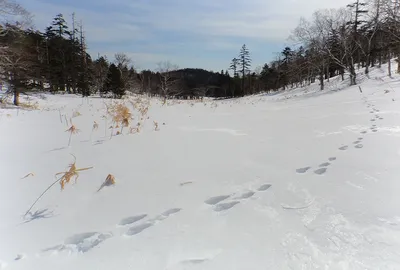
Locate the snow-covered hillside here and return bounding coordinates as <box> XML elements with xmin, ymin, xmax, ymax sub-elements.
<box><xmin>1</xmin><ymin>64</ymin><xmax>400</xmax><ymax>270</ymax></box>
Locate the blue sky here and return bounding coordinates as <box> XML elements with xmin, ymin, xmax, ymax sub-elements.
<box><xmin>19</xmin><ymin>0</ymin><xmax>351</xmax><ymax>72</ymax></box>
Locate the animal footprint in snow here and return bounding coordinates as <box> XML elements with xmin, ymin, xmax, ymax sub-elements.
<box><xmin>353</xmin><ymin>140</ymin><xmax>361</xmax><ymax>144</ymax></box>
<box><xmin>328</xmin><ymin>157</ymin><xmax>337</xmax><ymax>161</ymax></box>
<box><xmin>159</xmin><ymin>208</ymin><xmax>182</xmax><ymax>218</ymax></box>
<box><xmin>204</xmin><ymin>195</ymin><xmax>230</xmax><ymax>205</ymax></box>
<box><xmin>319</xmin><ymin>162</ymin><xmax>330</xmax><ymax>167</ymax></box>
<box><xmin>360</xmin><ymin>131</ymin><xmax>367</xmax><ymax>134</ymax></box>
<box><xmin>338</xmin><ymin>145</ymin><xmax>348</xmax><ymax>150</ymax></box>
<box><xmin>118</xmin><ymin>214</ymin><xmax>147</xmax><ymax>226</ymax></box>
<box><xmin>296</xmin><ymin>167</ymin><xmax>311</xmax><ymax>173</ymax></box>
<box><xmin>149</xmin><ymin>208</ymin><xmax>182</xmax><ymax>223</ymax></box>
<box><xmin>314</xmin><ymin>168</ymin><xmax>327</xmax><ymax>175</ymax></box>
<box><xmin>178</xmin><ymin>258</ymin><xmax>209</xmax><ymax>265</ymax></box>
<box><xmin>358</xmin><ymin>137</ymin><xmax>363</xmax><ymax>140</ymax></box>
<box><xmin>14</xmin><ymin>254</ymin><xmax>25</xmax><ymax>261</ymax></box>
<box><xmin>214</xmin><ymin>201</ymin><xmax>240</xmax><ymax>212</ymax></box>
<box><xmin>125</xmin><ymin>208</ymin><xmax>181</xmax><ymax>236</ymax></box>
<box><xmin>355</xmin><ymin>144</ymin><xmax>363</xmax><ymax>149</ymax></box>
<box><xmin>43</xmin><ymin>232</ymin><xmax>112</xmax><ymax>253</ymax></box>
<box><xmin>236</xmin><ymin>191</ymin><xmax>255</xmax><ymax>199</ymax></box>
<box><xmin>379</xmin><ymin>117</ymin><xmax>384</xmax><ymax>120</ymax></box>
<box><xmin>125</xmin><ymin>223</ymin><xmax>153</xmax><ymax>236</ymax></box>
<box><xmin>371</xmin><ymin>119</ymin><xmax>376</xmax><ymax>122</ymax></box>
<box><xmin>258</xmin><ymin>184</ymin><xmax>272</xmax><ymax>191</ymax></box>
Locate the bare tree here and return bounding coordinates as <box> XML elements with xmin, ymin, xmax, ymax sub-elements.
<box><xmin>114</xmin><ymin>52</ymin><xmax>131</xmax><ymax>68</ymax></box>
<box><xmin>382</xmin><ymin>0</ymin><xmax>400</xmax><ymax>73</ymax></box>
<box><xmin>315</xmin><ymin>8</ymin><xmax>359</xmax><ymax>85</ymax></box>
<box><xmin>114</xmin><ymin>52</ymin><xmax>135</xmax><ymax>91</ymax></box>
<box><xmin>156</xmin><ymin>61</ymin><xmax>180</xmax><ymax>98</ymax></box>
<box><xmin>294</xmin><ymin>8</ymin><xmax>360</xmax><ymax>86</ymax></box>
<box><xmin>0</xmin><ymin>0</ymin><xmax>32</xmax><ymax>36</ymax></box>
<box><xmin>357</xmin><ymin>0</ymin><xmax>382</xmax><ymax>75</ymax></box>
<box><xmin>292</xmin><ymin>16</ymin><xmax>330</xmax><ymax>90</ymax></box>
<box><xmin>0</xmin><ymin>26</ymin><xmax>39</xmax><ymax>105</ymax></box>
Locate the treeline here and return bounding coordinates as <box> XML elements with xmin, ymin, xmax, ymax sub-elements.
<box><xmin>262</xmin><ymin>0</ymin><xmax>400</xmax><ymax>91</ymax></box>
<box><xmin>1</xmin><ymin>0</ymin><xmax>400</xmax><ymax>105</ymax></box>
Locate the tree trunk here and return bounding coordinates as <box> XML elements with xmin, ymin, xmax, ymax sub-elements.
<box><xmin>326</xmin><ymin>64</ymin><xmax>330</xmax><ymax>82</ymax></box>
<box><xmin>350</xmin><ymin>64</ymin><xmax>357</xmax><ymax>86</ymax></box>
<box><xmin>378</xmin><ymin>50</ymin><xmax>382</xmax><ymax>67</ymax></box>
<box><xmin>341</xmin><ymin>68</ymin><xmax>344</xmax><ymax>81</ymax></box>
<box><xmin>319</xmin><ymin>69</ymin><xmax>324</xmax><ymax>91</ymax></box>
<box><xmin>388</xmin><ymin>52</ymin><xmax>392</xmax><ymax>77</ymax></box>
<box><xmin>13</xmin><ymin>89</ymin><xmax>20</xmax><ymax>106</ymax></box>
<box><xmin>365</xmin><ymin>53</ymin><xmax>370</xmax><ymax>75</ymax></box>
<box><xmin>397</xmin><ymin>57</ymin><xmax>400</xmax><ymax>74</ymax></box>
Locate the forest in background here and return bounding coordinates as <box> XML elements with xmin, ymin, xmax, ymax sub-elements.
<box><xmin>1</xmin><ymin>0</ymin><xmax>400</xmax><ymax>105</ymax></box>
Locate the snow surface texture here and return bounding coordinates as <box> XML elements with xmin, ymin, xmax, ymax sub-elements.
<box><xmin>2</xmin><ymin>63</ymin><xmax>400</xmax><ymax>269</ymax></box>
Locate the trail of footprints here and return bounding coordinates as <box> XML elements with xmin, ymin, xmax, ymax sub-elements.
<box><xmin>336</xmin><ymin>99</ymin><xmax>383</xmax><ymax>151</ymax></box>
<box><xmin>296</xmin><ymin>97</ymin><xmax>383</xmax><ymax>176</ymax></box>
<box><xmin>41</xmin><ymin>183</ymin><xmax>272</xmax><ymax>254</ymax></box>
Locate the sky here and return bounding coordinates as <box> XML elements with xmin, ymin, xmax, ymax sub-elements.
<box><xmin>18</xmin><ymin>0</ymin><xmax>352</xmax><ymax>72</ymax></box>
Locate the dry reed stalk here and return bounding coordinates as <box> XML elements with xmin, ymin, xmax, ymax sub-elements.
<box><xmin>66</xmin><ymin>123</ymin><xmax>80</xmax><ymax>146</ymax></box>
<box><xmin>21</xmin><ymin>172</ymin><xmax>34</xmax><ymax>179</ymax></box>
<box><xmin>24</xmin><ymin>155</ymin><xmax>93</xmax><ymax>217</ymax></box>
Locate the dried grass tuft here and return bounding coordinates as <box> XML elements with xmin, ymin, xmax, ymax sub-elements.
<box><xmin>56</xmin><ymin>154</ymin><xmax>93</xmax><ymax>190</ymax></box>
<box><xmin>66</xmin><ymin>123</ymin><xmax>80</xmax><ymax>146</ymax></box>
<box><xmin>106</xmin><ymin>102</ymin><xmax>132</xmax><ymax>135</ymax></box>
<box><xmin>154</xmin><ymin>121</ymin><xmax>159</xmax><ymax>131</ymax></box>
<box><xmin>24</xmin><ymin>154</ymin><xmax>93</xmax><ymax>217</ymax></box>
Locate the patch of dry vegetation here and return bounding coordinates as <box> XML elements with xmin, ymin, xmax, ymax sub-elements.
<box><xmin>24</xmin><ymin>155</ymin><xmax>93</xmax><ymax>217</ymax></box>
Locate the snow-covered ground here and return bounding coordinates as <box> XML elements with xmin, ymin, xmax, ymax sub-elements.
<box><xmin>1</xmin><ymin>64</ymin><xmax>400</xmax><ymax>270</ymax></box>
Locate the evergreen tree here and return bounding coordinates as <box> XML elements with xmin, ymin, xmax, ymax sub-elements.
<box><xmin>229</xmin><ymin>58</ymin><xmax>239</xmax><ymax>76</ymax></box>
<box><xmin>93</xmin><ymin>56</ymin><xmax>109</xmax><ymax>94</ymax></box>
<box><xmin>48</xmin><ymin>14</ymin><xmax>70</xmax><ymax>38</ymax></box>
<box><xmin>238</xmin><ymin>44</ymin><xmax>251</xmax><ymax>94</ymax></box>
<box><xmin>281</xmin><ymin>47</ymin><xmax>293</xmax><ymax>89</ymax></box>
<box><xmin>103</xmin><ymin>64</ymin><xmax>124</xmax><ymax>98</ymax></box>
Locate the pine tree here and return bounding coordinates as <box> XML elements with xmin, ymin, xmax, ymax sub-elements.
<box><xmin>229</xmin><ymin>58</ymin><xmax>239</xmax><ymax>96</ymax></box>
<box><xmin>104</xmin><ymin>64</ymin><xmax>124</xmax><ymax>98</ymax></box>
<box><xmin>49</xmin><ymin>14</ymin><xmax>70</xmax><ymax>38</ymax></box>
<box><xmin>93</xmin><ymin>56</ymin><xmax>109</xmax><ymax>94</ymax></box>
<box><xmin>238</xmin><ymin>44</ymin><xmax>251</xmax><ymax>94</ymax></box>
<box><xmin>229</xmin><ymin>58</ymin><xmax>239</xmax><ymax>76</ymax></box>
